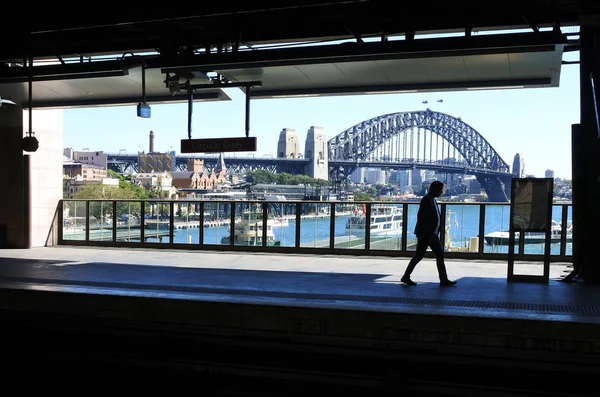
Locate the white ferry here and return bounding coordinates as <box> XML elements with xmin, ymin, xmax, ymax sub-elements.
<box><xmin>483</xmin><ymin>220</ymin><xmax>572</xmax><ymax>245</ymax></box>
<box><xmin>345</xmin><ymin>205</ymin><xmax>403</xmax><ymax>237</ymax></box>
<box><xmin>221</xmin><ymin>209</ymin><xmax>281</xmax><ymax>246</ymax></box>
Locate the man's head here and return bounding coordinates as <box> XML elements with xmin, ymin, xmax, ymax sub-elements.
<box><xmin>428</xmin><ymin>180</ymin><xmax>444</xmax><ymax>197</ymax></box>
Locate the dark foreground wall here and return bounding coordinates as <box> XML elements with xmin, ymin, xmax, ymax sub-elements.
<box><xmin>1</xmin><ymin>288</ymin><xmax>599</xmax><ymax>395</ymax></box>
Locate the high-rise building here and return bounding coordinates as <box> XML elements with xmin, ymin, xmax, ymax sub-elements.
<box><xmin>545</xmin><ymin>169</ymin><xmax>555</xmax><ymax>179</ymax></box>
<box><xmin>512</xmin><ymin>153</ymin><xmax>525</xmax><ymax>178</ymax></box>
<box><xmin>350</xmin><ymin>167</ymin><xmax>366</xmax><ymax>184</ymax></box>
<box><xmin>395</xmin><ymin>170</ymin><xmax>410</xmax><ymax>189</ymax></box>
<box><xmin>365</xmin><ymin>168</ymin><xmax>387</xmax><ymax>185</ymax></box>
<box><xmin>65</xmin><ymin>148</ymin><xmax>108</xmax><ymax>169</ymax></box>
<box><xmin>411</xmin><ymin>169</ymin><xmax>423</xmax><ymax>188</ymax></box>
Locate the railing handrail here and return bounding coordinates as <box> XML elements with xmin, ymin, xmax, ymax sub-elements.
<box><xmin>60</xmin><ymin>198</ymin><xmax>572</xmax><ymax>205</ymax></box>
<box><xmin>57</xmin><ymin>199</ymin><xmax>573</xmax><ymax>263</ymax></box>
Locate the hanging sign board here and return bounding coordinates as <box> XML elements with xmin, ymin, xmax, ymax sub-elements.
<box><xmin>180</xmin><ymin>137</ymin><xmax>257</xmax><ymax>153</ymax></box>
<box><xmin>507</xmin><ymin>177</ymin><xmax>554</xmax><ymax>284</ymax></box>
<box><xmin>511</xmin><ymin>178</ymin><xmax>553</xmax><ymax>231</ymax></box>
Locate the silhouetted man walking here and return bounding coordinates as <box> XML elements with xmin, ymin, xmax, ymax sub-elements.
<box><xmin>401</xmin><ymin>180</ymin><xmax>456</xmax><ymax>286</ymax></box>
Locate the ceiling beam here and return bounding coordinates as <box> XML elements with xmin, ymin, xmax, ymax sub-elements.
<box><xmin>0</xmin><ymin>58</ymin><xmax>142</xmax><ymax>83</ymax></box>
<box><xmin>249</xmin><ymin>78</ymin><xmax>552</xmax><ymax>99</ymax></box>
<box><xmin>0</xmin><ymin>31</ymin><xmax>569</xmax><ymax>84</ymax></box>
<box><xmin>17</xmin><ymin>91</ymin><xmax>227</xmax><ymax>109</ymax></box>
<box><xmin>159</xmin><ymin>31</ymin><xmax>569</xmax><ymax>72</ymax></box>
<box><xmin>0</xmin><ymin>2</ymin><xmax>593</xmax><ymax>61</ymax></box>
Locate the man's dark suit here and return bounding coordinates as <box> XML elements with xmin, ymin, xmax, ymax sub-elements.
<box><xmin>413</xmin><ymin>193</ymin><xmax>441</xmax><ymax>239</ymax></box>
<box><xmin>403</xmin><ymin>193</ymin><xmax>449</xmax><ymax>281</ymax></box>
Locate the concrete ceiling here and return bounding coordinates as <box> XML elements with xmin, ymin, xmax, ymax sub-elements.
<box><xmin>0</xmin><ymin>64</ymin><xmax>229</xmax><ymax>108</ymax></box>
<box><xmin>219</xmin><ymin>46</ymin><xmax>564</xmax><ymax>98</ymax></box>
<box><xmin>0</xmin><ymin>30</ymin><xmax>571</xmax><ymax>108</ymax></box>
<box><xmin>0</xmin><ymin>1</ymin><xmax>593</xmax><ymax>108</ymax></box>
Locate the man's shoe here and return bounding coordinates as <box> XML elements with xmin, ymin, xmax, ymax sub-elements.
<box><xmin>401</xmin><ymin>276</ymin><xmax>417</xmax><ymax>286</ymax></box>
<box><xmin>440</xmin><ymin>279</ymin><xmax>457</xmax><ymax>286</ymax></box>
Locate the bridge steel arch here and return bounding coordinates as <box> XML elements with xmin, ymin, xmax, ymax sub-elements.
<box><xmin>328</xmin><ymin>109</ymin><xmax>512</xmax><ymax>202</ymax></box>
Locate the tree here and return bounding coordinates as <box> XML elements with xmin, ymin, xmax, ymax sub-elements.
<box><xmin>107</xmin><ymin>169</ymin><xmax>148</xmax><ymax>199</ymax></box>
<box><xmin>73</xmin><ymin>184</ymin><xmax>142</xmax><ymax>218</ymax></box>
<box><xmin>147</xmin><ymin>186</ymin><xmax>163</xmax><ymax>199</ymax></box>
<box><xmin>74</xmin><ymin>184</ymin><xmax>138</xmax><ymax>200</ymax></box>
<box><xmin>245</xmin><ymin>170</ymin><xmax>331</xmax><ymax>186</ymax></box>
<box><xmin>245</xmin><ymin>170</ymin><xmax>276</xmax><ymax>184</ymax></box>
<box><xmin>353</xmin><ymin>193</ymin><xmax>373</xmax><ymax>201</ymax></box>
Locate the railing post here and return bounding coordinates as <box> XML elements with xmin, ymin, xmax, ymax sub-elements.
<box><xmin>295</xmin><ymin>202</ymin><xmax>301</xmax><ymax>248</ymax></box>
<box><xmin>199</xmin><ymin>201</ymin><xmax>204</xmax><ymax>246</ymax></box>
<box><xmin>85</xmin><ymin>201</ymin><xmax>90</xmax><ymax>242</ymax></box>
<box><xmin>560</xmin><ymin>204</ymin><xmax>569</xmax><ymax>257</ymax></box>
<box><xmin>364</xmin><ymin>203</ymin><xmax>371</xmax><ymax>251</ymax></box>
<box><xmin>478</xmin><ymin>204</ymin><xmax>486</xmax><ymax>255</ymax></box>
<box><xmin>112</xmin><ymin>200</ymin><xmax>117</xmax><ymax>243</ymax></box>
<box><xmin>329</xmin><ymin>202</ymin><xmax>335</xmax><ymax>249</ymax></box>
<box><xmin>262</xmin><ymin>202</ymin><xmax>268</xmax><ymax>247</ymax></box>
<box><xmin>169</xmin><ymin>200</ymin><xmax>175</xmax><ymax>245</ymax></box>
<box><xmin>229</xmin><ymin>202</ymin><xmax>236</xmax><ymax>247</ymax></box>
<box><xmin>140</xmin><ymin>200</ymin><xmax>145</xmax><ymax>244</ymax></box>
<box><xmin>58</xmin><ymin>200</ymin><xmax>64</xmax><ymax>244</ymax></box>
<box><xmin>401</xmin><ymin>203</ymin><xmax>408</xmax><ymax>251</ymax></box>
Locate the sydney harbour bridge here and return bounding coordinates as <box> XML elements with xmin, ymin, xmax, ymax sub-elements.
<box><xmin>107</xmin><ymin>110</ymin><xmax>513</xmax><ymax>202</ymax></box>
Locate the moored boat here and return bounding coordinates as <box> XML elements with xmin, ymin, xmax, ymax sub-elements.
<box><xmin>483</xmin><ymin>220</ymin><xmax>572</xmax><ymax>245</ymax></box>
<box><xmin>221</xmin><ymin>209</ymin><xmax>281</xmax><ymax>246</ymax></box>
<box><xmin>345</xmin><ymin>204</ymin><xmax>403</xmax><ymax>237</ymax></box>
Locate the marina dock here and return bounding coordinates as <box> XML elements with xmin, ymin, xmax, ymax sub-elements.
<box><xmin>62</xmin><ymin>229</ymin><xmax>171</xmax><ymax>242</ymax></box>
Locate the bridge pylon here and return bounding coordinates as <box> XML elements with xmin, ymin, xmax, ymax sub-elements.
<box><xmin>304</xmin><ymin>126</ymin><xmax>329</xmax><ymax>180</ymax></box>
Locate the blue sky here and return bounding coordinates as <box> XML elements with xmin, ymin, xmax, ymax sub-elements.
<box><xmin>63</xmin><ymin>58</ymin><xmax>580</xmax><ymax>180</ymax></box>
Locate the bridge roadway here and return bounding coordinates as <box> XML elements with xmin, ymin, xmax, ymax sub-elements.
<box><xmin>107</xmin><ymin>154</ymin><xmax>513</xmax><ymax>201</ymax></box>
<box><xmin>108</xmin><ymin>154</ymin><xmax>512</xmax><ymax>202</ymax></box>
<box><xmin>107</xmin><ymin>154</ymin><xmax>510</xmax><ymax>177</ymax></box>
<box><xmin>0</xmin><ymin>246</ymin><xmax>598</xmax><ymax>394</ymax></box>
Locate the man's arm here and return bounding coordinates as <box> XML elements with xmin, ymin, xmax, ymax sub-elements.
<box><xmin>417</xmin><ymin>195</ymin><xmax>436</xmax><ymax>238</ymax></box>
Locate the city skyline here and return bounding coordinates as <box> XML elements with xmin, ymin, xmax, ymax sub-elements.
<box><xmin>63</xmin><ymin>54</ymin><xmax>580</xmax><ymax>180</ymax></box>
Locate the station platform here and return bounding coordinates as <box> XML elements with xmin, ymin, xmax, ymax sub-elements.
<box><xmin>0</xmin><ymin>246</ymin><xmax>598</xmax><ymax>395</ymax></box>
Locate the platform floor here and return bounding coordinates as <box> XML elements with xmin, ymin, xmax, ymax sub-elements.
<box><xmin>0</xmin><ymin>246</ymin><xmax>597</xmax><ymax>324</ymax></box>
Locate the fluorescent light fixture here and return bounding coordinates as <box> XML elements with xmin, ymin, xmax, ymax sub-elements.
<box><xmin>0</xmin><ymin>97</ymin><xmax>17</xmax><ymax>106</ymax></box>
<box><xmin>269</xmin><ymin>94</ymin><xmax>321</xmax><ymax>98</ymax></box>
<box><xmin>467</xmin><ymin>85</ymin><xmax>525</xmax><ymax>90</ymax></box>
<box><xmin>364</xmin><ymin>90</ymin><xmax>418</xmax><ymax>94</ymax></box>
<box><xmin>0</xmin><ymin>70</ymin><xmax>127</xmax><ymax>84</ymax></box>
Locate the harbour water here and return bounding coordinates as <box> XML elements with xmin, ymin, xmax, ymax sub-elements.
<box><xmin>161</xmin><ymin>204</ymin><xmax>572</xmax><ymax>257</ymax></box>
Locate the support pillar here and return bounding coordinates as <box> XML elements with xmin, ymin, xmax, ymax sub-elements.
<box><xmin>0</xmin><ymin>105</ymin><xmax>28</xmax><ymax>248</ymax></box>
<box><xmin>575</xmin><ymin>25</ymin><xmax>600</xmax><ymax>284</ymax></box>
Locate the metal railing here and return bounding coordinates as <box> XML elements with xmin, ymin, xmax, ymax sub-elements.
<box><xmin>58</xmin><ymin>199</ymin><xmax>573</xmax><ymax>262</ymax></box>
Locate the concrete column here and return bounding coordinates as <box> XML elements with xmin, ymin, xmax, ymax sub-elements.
<box><xmin>24</xmin><ymin>109</ymin><xmax>64</xmax><ymax>247</ymax></box>
<box><xmin>0</xmin><ymin>105</ymin><xmax>27</xmax><ymax>248</ymax></box>
<box><xmin>576</xmin><ymin>25</ymin><xmax>600</xmax><ymax>284</ymax></box>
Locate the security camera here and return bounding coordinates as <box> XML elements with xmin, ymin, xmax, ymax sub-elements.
<box><xmin>22</xmin><ymin>135</ymin><xmax>39</xmax><ymax>152</ymax></box>
<box><xmin>168</xmin><ymin>81</ymin><xmax>181</xmax><ymax>95</ymax></box>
